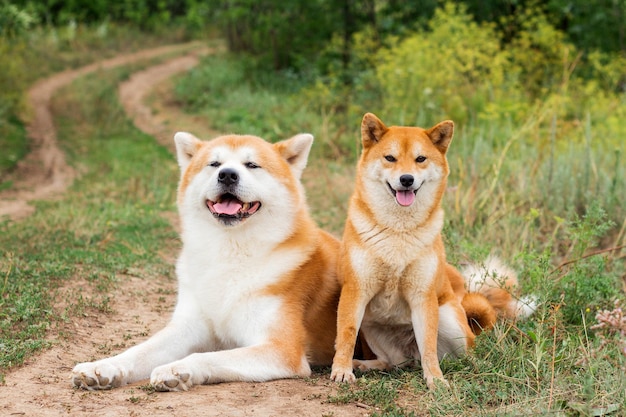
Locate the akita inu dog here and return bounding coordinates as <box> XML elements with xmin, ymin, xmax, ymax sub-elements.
<box><xmin>331</xmin><ymin>113</ymin><xmax>535</xmax><ymax>389</ymax></box>
<box><xmin>72</xmin><ymin>132</ymin><xmax>341</xmax><ymax>391</ymax></box>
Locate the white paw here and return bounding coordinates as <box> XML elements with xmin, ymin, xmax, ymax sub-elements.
<box><xmin>71</xmin><ymin>361</ymin><xmax>126</xmax><ymax>390</ymax></box>
<box><xmin>330</xmin><ymin>365</ymin><xmax>356</xmax><ymax>383</ymax></box>
<box><xmin>151</xmin><ymin>363</ymin><xmax>195</xmax><ymax>392</ymax></box>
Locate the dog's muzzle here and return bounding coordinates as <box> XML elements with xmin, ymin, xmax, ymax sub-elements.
<box><xmin>206</xmin><ymin>193</ymin><xmax>261</xmax><ymax>223</ymax></box>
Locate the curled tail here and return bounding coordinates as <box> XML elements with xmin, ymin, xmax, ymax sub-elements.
<box><xmin>460</xmin><ymin>256</ymin><xmax>537</xmax><ymax>334</ymax></box>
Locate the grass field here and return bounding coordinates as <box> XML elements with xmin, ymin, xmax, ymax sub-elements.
<box><xmin>174</xmin><ymin>54</ymin><xmax>626</xmax><ymax>415</ymax></box>
<box><xmin>0</xmin><ymin>23</ymin><xmax>190</xmax><ymax>180</ymax></box>
<box><xmin>0</xmin><ymin>62</ymin><xmax>179</xmax><ymax>376</ymax></box>
<box><xmin>1</xmin><ymin>30</ymin><xmax>624</xmax><ymax>415</ymax></box>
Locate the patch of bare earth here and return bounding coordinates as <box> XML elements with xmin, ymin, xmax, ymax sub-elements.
<box><xmin>0</xmin><ymin>45</ymin><xmax>370</xmax><ymax>416</ymax></box>
<box><xmin>0</xmin><ymin>42</ymin><xmax>203</xmax><ymax>221</ymax></box>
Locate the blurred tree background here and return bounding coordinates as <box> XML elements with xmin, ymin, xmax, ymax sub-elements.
<box><xmin>2</xmin><ymin>0</ymin><xmax>625</xmax><ymax>226</ymax></box>
<box><xmin>4</xmin><ymin>1</ymin><xmax>624</xmax><ymax>65</ymax></box>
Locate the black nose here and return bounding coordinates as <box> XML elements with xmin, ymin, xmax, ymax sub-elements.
<box><xmin>399</xmin><ymin>174</ymin><xmax>414</xmax><ymax>187</ymax></box>
<box><xmin>218</xmin><ymin>168</ymin><xmax>239</xmax><ymax>186</ymax></box>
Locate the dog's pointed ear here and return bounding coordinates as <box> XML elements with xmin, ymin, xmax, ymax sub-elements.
<box><xmin>427</xmin><ymin>120</ymin><xmax>454</xmax><ymax>153</ymax></box>
<box><xmin>275</xmin><ymin>133</ymin><xmax>314</xmax><ymax>180</ymax></box>
<box><xmin>361</xmin><ymin>113</ymin><xmax>387</xmax><ymax>149</ymax></box>
<box><xmin>174</xmin><ymin>132</ymin><xmax>202</xmax><ymax>171</ymax></box>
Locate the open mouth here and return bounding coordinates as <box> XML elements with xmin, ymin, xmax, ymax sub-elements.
<box><xmin>206</xmin><ymin>193</ymin><xmax>261</xmax><ymax>222</ymax></box>
<box><xmin>386</xmin><ymin>181</ymin><xmax>424</xmax><ymax>207</ymax></box>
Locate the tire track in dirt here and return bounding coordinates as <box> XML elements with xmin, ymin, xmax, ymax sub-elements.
<box><xmin>0</xmin><ymin>42</ymin><xmax>202</xmax><ymax>222</ymax></box>
<box><xmin>0</xmin><ymin>43</ymin><xmax>369</xmax><ymax>416</ymax></box>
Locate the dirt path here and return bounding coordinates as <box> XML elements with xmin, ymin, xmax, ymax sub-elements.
<box><xmin>0</xmin><ymin>45</ymin><xmax>369</xmax><ymax>416</ymax></box>
<box><xmin>0</xmin><ymin>271</ymin><xmax>366</xmax><ymax>416</ymax></box>
<box><xmin>0</xmin><ymin>42</ymin><xmax>202</xmax><ymax>221</ymax></box>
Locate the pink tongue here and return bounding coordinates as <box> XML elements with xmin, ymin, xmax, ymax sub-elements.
<box><xmin>396</xmin><ymin>190</ymin><xmax>415</xmax><ymax>206</ymax></box>
<box><xmin>213</xmin><ymin>200</ymin><xmax>242</xmax><ymax>215</ymax></box>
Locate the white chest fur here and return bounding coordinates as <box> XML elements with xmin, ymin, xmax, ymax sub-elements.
<box><xmin>349</xmin><ymin>207</ymin><xmax>442</xmax><ymax>327</ymax></box>
<box><xmin>174</xmin><ymin>229</ymin><xmax>307</xmax><ymax>349</ymax></box>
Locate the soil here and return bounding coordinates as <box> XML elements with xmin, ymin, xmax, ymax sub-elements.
<box><xmin>0</xmin><ymin>44</ymin><xmax>370</xmax><ymax>416</ymax></box>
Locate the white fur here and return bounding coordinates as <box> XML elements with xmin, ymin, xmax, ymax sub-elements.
<box><xmin>71</xmin><ymin>134</ymin><xmax>315</xmax><ymax>391</ymax></box>
<box><xmin>436</xmin><ymin>303</ymin><xmax>468</xmax><ymax>359</ymax></box>
<box><xmin>462</xmin><ymin>256</ymin><xmax>517</xmax><ymax>293</ymax></box>
<box><xmin>350</xmin><ymin>206</ymin><xmax>444</xmax><ymax>274</ymax></box>
<box><xmin>462</xmin><ymin>255</ymin><xmax>538</xmax><ymax>319</ymax></box>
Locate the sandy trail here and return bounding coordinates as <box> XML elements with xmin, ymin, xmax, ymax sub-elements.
<box><xmin>0</xmin><ymin>42</ymin><xmax>200</xmax><ymax>221</ymax></box>
<box><xmin>0</xmin><ymin>44</ymin><xmax>368</xmax><ymax>416</ymax></box>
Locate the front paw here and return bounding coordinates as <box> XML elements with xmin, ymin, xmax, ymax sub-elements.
<box><xmin>330</xmin><ymin>365</ymin><xmax>356</xmax><ymax>383</ymax></box>
<box><xmin>426</xmin><ymin>375</ymin><xmax>449</xmax><ymax>391</ymax></box>
<box><xmin>151</xmin><ymin>364</ymin><xmax>194</xmax><ymax>392</ymax></box>
<box><xmin>71</xmin><ymin>361</ymin><xmax>126</xmax><ymax>390</ymax></box>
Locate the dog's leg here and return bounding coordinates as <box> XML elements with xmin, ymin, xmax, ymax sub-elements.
<box><xmin>331</xmin><ymin>278</ymin><xmax>373</xmax><ymax>383</ymax></box>
<box><xmin>437</xmin><ymin>301</ymin><xmax>473</xmax><ymax>360</ymax></box>
<box><xmin>71</xmin><ymin>318</ymin><xmax>211</xmax><ymax>390</ymax></box>
<box><xmin>355</xmin><ymin>323</ymin><xmax>415</xmax><ymax>371</ymax></box>
<box><xmin>352</xmin><ymin>358</ymin><xmax>392</xmax><ymax>371</ymax></box>
<box><xmin>408</xmin><ymin>290</ymin><xmax>448</xmax><ymax>389</ymax></box>
<box><xmin>150</xmin><ymin>343</ymin><xmax>309</xmax><ymax>391</ymax></box>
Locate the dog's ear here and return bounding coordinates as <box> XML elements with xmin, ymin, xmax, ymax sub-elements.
<box><xmin>361</xmin><ymin>113</ymin><xmax>387</xmax><ymax>149</ymax></box>
<box><xmin>275</xmin><ymin>133</ymin><xmax>314</xmax><ymax>180</ymax></box>
<box><xmin>174</xmin><ymin>132</ymin><xmax>202</xmax><ymax>171</ymax></box>
<box><xmin>427</xmin><ymin>120</ymin><xmax>454</xmax><ymax>153</ymax></box>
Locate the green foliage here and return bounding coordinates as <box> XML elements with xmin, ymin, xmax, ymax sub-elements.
<box><xmin>11</xmin><ymin>0</ymin><xmax>203</xmax><ymax>31</ymax></box>
<box><xmin>0</xmin><ymin>24</ymin><xmax>189</xmax><ymax>181</ymax></box>
<box><xmin>209</xmin><ymin>0</ymin><xmax>341</xmax><ymax>70</ymax></box>
<box><xmin>0</xmin><ymin>1</ymin><xmax>38</xmax><ymax>37</ymax></box>
<box><xmin>0</xmin><ymin>37</ymin><xmax>27</xmax><ymax>114</ymax></box>
<box><xmin>0</xmin><ymin>115</ymin><xmax>27</xmax><ymax>181</ymax></box>
<box><xmin>0</xmin><ymin>67</ymin><xmax>177</xmax><ymax>373</ymax></box>
<box><xmin>326</xmin><ymin>299</ymin><xmax>625</xmax><ymax>415</ymax></box>
<box><xmin>174</xmin><ymin>54</ymin><xmax>351</xmax><ymax>160</ymax></box>
<box><xmin>0</xmin><ymin>0</ymin><xmax>624</xmax><ymax>411</ymax></box>
<box><xmin>505</xmin><ymin>5</ymin><xmax>575</xmax><ymax>97</ymax></box>
<box><xmin>545</xmin><ymin>205</ymin><xmax>621</xmax><ymax>326</ymax></box>
<box><xmin>328</xmin><ymin>372</ymin><xmax>414</xmax><ymax>416</ymax></box>
<box><xmin>0</xmin><ymin>36</ymin><xmax>29</xmax><ymax>180</ymax></box>
<box><xmin>375</xmin><ymin>2</ymin><xmax>516</xmax><ymax>125</ymax></box>
<box><xmin>545</xmin><ymin>0</ymin><xmax>626</xmax><ymax>54</ymax></box>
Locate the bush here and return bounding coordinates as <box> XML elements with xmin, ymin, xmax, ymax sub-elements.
<box><xmin>375</xmin><ymin>3</ymin><xmax>518</xmax><ymax>126</ymax></box>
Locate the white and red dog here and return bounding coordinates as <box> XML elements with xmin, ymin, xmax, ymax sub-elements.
<box><xmin>72</xmin><ymin>132</ymin><xmax>341</xmax><ymax>391</ymax></box>
<box><xmin>331</xmin><ymin>113</ymin><xmax>536</xmax><ymax>389</ymax></box>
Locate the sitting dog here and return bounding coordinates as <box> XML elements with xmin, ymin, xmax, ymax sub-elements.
<box><xmin>331</xmin><ymin>113</ymin><xmax>535</xmax><ymax>389</ymax></box>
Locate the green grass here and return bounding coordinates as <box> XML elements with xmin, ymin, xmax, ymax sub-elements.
<box><xmin>0</xmin><ymin>64</ymin><xmax>178</xmax><ymax>373</ymax></box>
<box><xmin>0</xmin><ymin>28</ymin><xmax>624</xmax><ymax>415</ymax></box>
<box><xmin>0</xmin><ymin>23</ymin><xmax>191</xmax><ymax>183</ymax></box>
<box><xmin>0</xmin><ymin>115</ymin><xmax>27</xmax><ymax>185</ymax></box>
<box><xmin>171</xmin><ymin>55</ymin><xmax>625</xmax><ymax>415</ymax></box>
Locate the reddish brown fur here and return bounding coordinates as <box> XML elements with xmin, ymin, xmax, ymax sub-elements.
<box><xmin>182</xmin><ymin>133</ymin><xmax>342</xmax><ymax>375</ymax></box>
<box><xmin>331</xmin><ymin>113</ymin><xmax>509</xmax><ymax>389</ymax></box>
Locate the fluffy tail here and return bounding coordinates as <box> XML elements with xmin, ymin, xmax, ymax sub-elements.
<box><xmin>461</xmin><ymin>256</ymin><xmax>537</xmax><ymax>334</ymax></box>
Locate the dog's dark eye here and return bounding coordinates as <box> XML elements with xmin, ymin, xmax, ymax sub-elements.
<box><xmin>416</xmin><ymin>156</ymin><xmax>427</xmax><ymax>163</ymax></box>
<box><xmin>245</xmin><ymin>162</ymin><xmax>260</xmax><ymax>169</ymax></box>
<box><xmin>384</xmin><ymin>155</ymin><xmax>396</xmax><ymax>162</ymax></box>
<box><xmin>209</xmin><ymin>161</ymin><xmax>221</xmax><ymax>167</ymax></box>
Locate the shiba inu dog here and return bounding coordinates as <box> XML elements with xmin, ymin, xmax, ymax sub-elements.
<box><xmin>72</xmin><ymin>132</ymin><xmax>341</xmax><ymax>391</ymax></box>
<box><xmin>330</xmin><ymin>113</ymin><xmax>535</xmax><ymax>389</ymax></box>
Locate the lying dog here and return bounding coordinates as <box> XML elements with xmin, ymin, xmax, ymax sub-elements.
<box><xmin>331</xmin><ymin>113</ymin><xmax>535</xmax><ymax>389</ymax></box>
<box><xmin>72</xmin><ymin>132</ymin><xmax>340</xmax><ymax>391</ymax></box>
